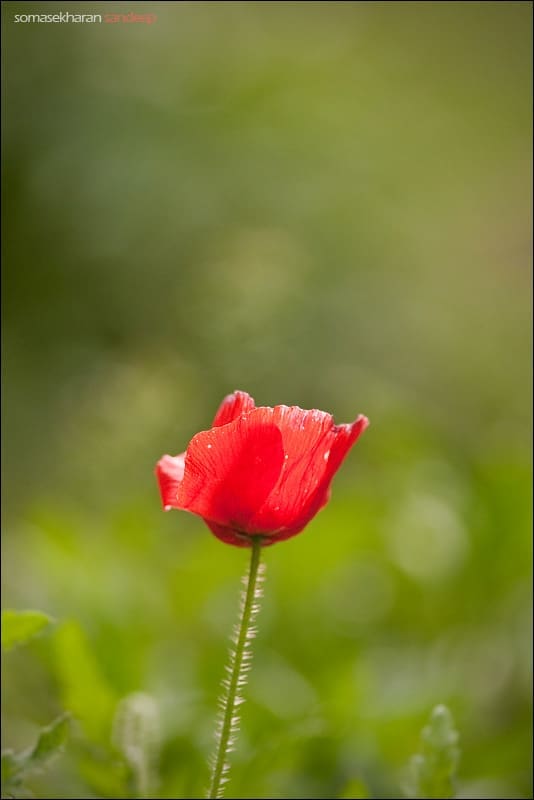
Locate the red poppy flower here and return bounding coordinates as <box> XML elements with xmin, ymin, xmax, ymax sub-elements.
<box><xmin>156</xmin><ymin>391</ymin><xmax>369</xmax><ymax>547</ymax></box>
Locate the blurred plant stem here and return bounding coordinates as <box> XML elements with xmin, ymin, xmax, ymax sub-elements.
<box><xmin>207</xmin><ymin>537</ymin><xmax>265</xmax><ymax>799</ymax></box>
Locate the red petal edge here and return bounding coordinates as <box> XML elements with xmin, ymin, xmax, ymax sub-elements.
<box><xmin>204</xmin><ymin>521</ymin><xmax>262</xmax><ymax>548</ymax></box>
<box><xmin>155</xmin><ymin>453</ymin><xmax>186</xmax><ymax>511</ymax></box>
<box><xmin>212</xmin><ymin>390</ymin><xmax>256</xmax><ymax>427</ymax></box>
<box><xmin>249</xmin><ymin>412</ymin><xmax>369</xmax><ymax>541</ymax></box>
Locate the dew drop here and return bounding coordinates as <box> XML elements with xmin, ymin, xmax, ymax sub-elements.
<box><xmin>323</xmin><ymin>450</ymin><xmax>330</xmax><ymax>460</ymax></box>
<box><xmin>207</xmin><ymin>444</ymin><xmax>212</xmax><ymax>449</ymax></box>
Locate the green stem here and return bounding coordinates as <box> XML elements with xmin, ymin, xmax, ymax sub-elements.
<box><xmin>207</xmin><ymin>537</ymin><xmax>264</xmax><ymax>799</ymax></box>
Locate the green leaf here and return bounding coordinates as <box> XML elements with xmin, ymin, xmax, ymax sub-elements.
<box><xmin>1</xmin><ymin>714</ymin><xmax>70</xmax><ymax>795</ymax></box>
<box><xmin>28</xmin><ymin>712</ymin><xmax>71</xmax><ymax>766</ymax></box>
<box><xmin>1</xmin><ymin>609</ymin><xmax>54</xmax><ymax>652</ymax></box>
<box><xmin>1</xmin><ymin>749</ymin><xmax>24</xmax><ymax>786</ymax></box>
<box><xmin>54</xmin><ymin>620</ymin><xmax>116</xmax><ymax>742</ymax></box>
<box><xmin>404</xmin><ymin>704</ymin><xmax>460</xmax><ymax>799</ymax></box>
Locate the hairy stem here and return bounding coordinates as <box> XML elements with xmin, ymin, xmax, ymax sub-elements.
<box><xmin>207</xmin><ymin>537</ymin><xmax>264</xmax><ymax>799</ymax></box>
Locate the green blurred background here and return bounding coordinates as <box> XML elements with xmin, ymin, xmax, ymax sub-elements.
<box><xmin>1</xmin><ymin>1</ymin><xmax>532</xmax><ymax>798</ymax></box>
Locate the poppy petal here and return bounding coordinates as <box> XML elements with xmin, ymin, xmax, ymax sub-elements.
<box><xmin>178</xmin><ymin>409</ymin><xmax>285</xmax><ymax>530</ymax></box>
<box><xmin>155</xmin><ymin>453</ymin><xmax>186</xmax><ymax>511</ymax></box>
<box><xmin>204</xmin><ymin>520</ymin><xmax>264</xmax><ymax>548</ymax></box>
<box><xmin>155</xmin><ymin>392</ymin><xmax>369</xmax><ymax>548</ymax></box>
<box><xmin>248</xmin><ymin>405</ymin><xmax>334</xmax><ymax>533</ymax></box>
<box><xmin>212</xmin><ymin>390</ymin><xmax>256</xmax><ymax>427</ymax></box>
<box><xmin>326</xmin><ymin>416</ymin><xmax>369</xmax><ymax>479</ymax></box>
<box><xmin>288</xmin><ymin>415</ymin><xmax>369</xmax><ymax>532</ymax></box>
<box><xmin>250</xmin><ymin>409</ymin><xmax>369</xmax><ymax>536</ymax></box>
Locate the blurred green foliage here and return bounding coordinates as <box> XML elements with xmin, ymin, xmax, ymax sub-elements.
<box><xmin>1</xmin><ymin>610</ymin><xmax>54</xmax><ymax>652</ymax></box>
<box><xmin>2</xmin><ymin>1</ymin><xmax>532</xmax><ymax>798</ymax></box>
<box><xmin>1</xmin><ymin>612</ymin><xmax>70</xmax><ymax>798</ymax></box>
<box><xmin>404</xmin><ymin>704</ymin><xmax>460</xmax><ymax>799</ymax></box>
<box><xmin>2</xmin><ymin>713</ymin><xmax>71</xmax><ymax>798</ymax></box>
